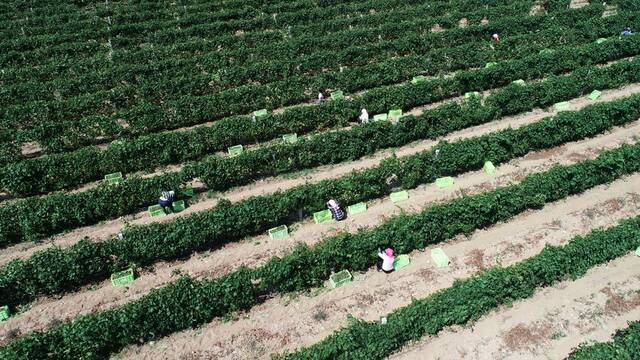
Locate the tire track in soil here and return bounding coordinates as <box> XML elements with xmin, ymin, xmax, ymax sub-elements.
<box><xmin>114</xmin><ymin>168</ymin><xmax>640</xmax><ymax>359</ymax></box>
<box><xmin>3</xmin><ymin>82</ymin><xmax>640</xmax><ymax>267</ymax></box>
<box><xmin>390</xmin><ymin>256</ymin><xmax>640</xmax><ymax>360</ymax></box>
<box><xmin>2</xmin><ymin>119</ymin><xmax>638</xmax><ymax>343</ymax></box>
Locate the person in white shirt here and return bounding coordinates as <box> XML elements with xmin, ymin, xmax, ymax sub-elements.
<box><xmin>317</xmin><ymin>91</ymin><xmax>324</xmax><ymax>104</ymax></box>
<box><xmin>358</xmin><ymin>108</ymin><xmax>369</xmax><ymax>124</ymax></box>
<box><xmin>377</xmin><ymin>248</ymin><xmax>395</xmax><ymax>274</ymax></box>
<box><xmin>491</xmin><ymin>33</ymin><xmax>500</xmax><ymax>44</ymax></box>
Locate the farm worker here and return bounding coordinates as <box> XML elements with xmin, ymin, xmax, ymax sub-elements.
<box><xmin>386</xmin><ymin>174</ymin><xmax>401</xmax><ymax>189</ymax></box>
<box><xmin>326</xmin><ymin>199</ymin><xmax>346</xmax><ymax>221</ymax></box>
<box><xmin>491</xmin><ymin>33</ymin><xmax>500</xmax><ymax>44</ymax></box>
<box><xmin>377</xmin><ymin>248</ymin><xmax>395</xmax><ymax>274</ymax></box>
<box><xmin>621</xmin><ymin>27</ymin><xmax>634</xmax><ymax>36</ymax></box>
<box><xmin>359</xmin><ymin>108</ymin><xmax>369</xmax><ymax>124</ymax></box>
<box><xmin>159</xmin><ymin>190</ymin><xmax>175</xmax><ymax>214</ymax></box>
<box><xmin>317</xmin><ymin>91</ymin><xmax>324</xmax><ymax>104</ymax></box>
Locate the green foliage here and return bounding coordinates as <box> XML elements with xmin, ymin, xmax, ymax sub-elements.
<box><xmin>4</xmin><ymin>2</ymin><xmax>612</xmax><ymax>160</ymax></box>
<box><xmin>2</xmin><ymin>94</ymin><xmax>640</xmax><ymax>309</ymax></box>
<box><xmin>7</xmin><ymin>12</ymin><xmax>640</xmax><ymax>195</ymax></box>
<box><xmin>3</xmin><ymin>142</ymin><xmax>640</xmax><ymax>360</ymax></box>
<box><xmin>7</xmin><ymin>31</ymin><xmax>640</xmax><ymax>247</ymax></box>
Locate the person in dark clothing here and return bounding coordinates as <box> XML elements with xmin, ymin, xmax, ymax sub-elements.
<box><xmin>159</xmin><ymin>190</ymin><xmax>175</xmax><ymax>214</ymax></box>
<box><xmin>326</xmin><ymin>199</ymin><xmax>346</xmax><ymax>221</ymax></box>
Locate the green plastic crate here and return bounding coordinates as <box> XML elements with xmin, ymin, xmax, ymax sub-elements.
<box><xmin>483</xmin><ymin>161</ymin><xmax>496</xmax><ymax>175</ymax></box>
<box><xmin>596</xmin><ymin>37</ymin><xmax>607</xmax><ymax>44</ymax></box>
<box><xmin>329</xmin><ymin>270</ymin><xmax>352</xmax><ymax>288</ymax></box>
<box><xmin>282</xmin><ymin>133</ymin><xmax>298</xmax><ymax>143</ymax></box>
<box><xmin>636</xmin><ymin>246</ymin><xmax>640</xmax><ymax>257</ymax></box>
<box><xmin>390</xmin><ymin>190</ymin><xmax>409</xmax><ymax>203</ymax></box>
<box><xmin>411</xmin><ymin>75</ymin><xmax>427</xmax><ymax>84</ymax></box>
<box><xmin>373</xmin><ymin>113</ymin><xmax>388</xmax><ymax>122</ymax></box>
<box><xmin>435</xmin><ymin>177</ymin><xmax>454</xmax><ymax>188</ymax></box>
<box><xmin>313</xmin><ymin>209</ymin><xmax>332</xmax><ymax>224</ymax></box>
<box><xmin>431</xmin><ymin>248</ymin><xmax>449</xmax><ymax>268</ymax></box>
<box><xmin>148</xmin><ymin>204</ymin><xmax>165</xmax><ymax>217</ymax></box>
<box><xmin>104</xmin><ymin>172</ymin><xmax>123</xmax><ymax>185</ymax></box>
<box><xmin>172</xmin><ymin>200</ymin><xmax>185</xmax><ymax>213</ymax></box>
<box><xmin>554</xmin><ymin>101</ymin><xmax>570</xmax><ymax>111</ymax></box>
<box><xmin>512</xmin><ymin>79</ymin><xmax>525</xmax><ymax>86</ymax></box>
<box><xmin>588</xmin><ymin>90</ymin><xmax>602</xmax><ymax>100</ymax></box>
<box><xmin>393</xmin><ymin>254</ymin><xmax>410</xmax><ymax>270</ymax></box>
<box><xmin>347</xmin><ymin>202</ymin><xmax>367</xmax><ymax>215</ymax></box>
<box><xmin>254</xmin><ymin>109</ymin><xmax>268</xmax><ymax>119</ymax></box>
<box><xmin>268</xmin><ymin>225</ymin><xmax>289</xmax><ymax>239</ymax></box>
<box><xmin>181</xmin><ymin>186</ymin><xmax>194</xmax><ymax>197</ymax></box>
<box><xmin>331</xmin><ymin>91</ymin><xmax>345</xmax><ymax>101</ymax></box>
<box><xmin>388</xmin><ymin>109</ymin><xmax>402</xmax><ymax>118</ymax></box>
<box><xmin>464</xmin><ymin>91</ymin><xmax>480</xmax><ymax>99</ymax></box>
<box><xmin>0</xmin><ymin>306</ymin><xmax>9</xmax><ymax>321</ymax></box>
<box><xmin>485</xmin><ymin>62</ymin><xmax>497</xmax><ymax>68</ymax></box>
<box><xmin>228</xmin><ymin>145</ymin><xmax>244</xmax><ymax>157</ymax></box>
<box><xmin>111</xmin><ymin>268</ymin><xmax>135</xmax><ymax>286</ymax></box>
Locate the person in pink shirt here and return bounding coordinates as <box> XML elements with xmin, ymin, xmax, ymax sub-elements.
<box><xmin>377</xmin><ymin>248</ymin><xmax>395</xmax><ymax>274</ymax></box>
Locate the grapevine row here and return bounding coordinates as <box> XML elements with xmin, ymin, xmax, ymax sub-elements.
<box><xmin>2</xmin><ymin>92</ymin><xmax>639</xmax><ymax>310</ymax></box>
<box><xmin>0</xmin><ymin>1</ymin><xmax>537</xmax><ymax>107</ymax></box>
<box><xmin>3</xmin><ymin>51</ymin><xmax>639</xmax><ymax>247</ymax></box>
<box><xmin>0</xmin><ymin>0</ymin><xmax>441</xmax><ymax>53</ymax></box>
<box><xmin>1</xmin><ymin>1</ymin><xmax>546</xmax><ymax>129</ymax></box>
<box><xmin>0</xmin><ymin>0</ymin><xmax>527</xmax><ymax>70</ymax></box>
<box><xmin>4</xmin><ymin>30</ymin><xmax>638</xmax><ymax>197</ymax></box>
<box><xmin>2</xmin><ymin>140</ymin><xmax>639</xmax><ymax>360</ymax></box>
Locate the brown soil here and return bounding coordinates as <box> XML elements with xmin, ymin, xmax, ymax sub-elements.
<box><xmin>569</xmin><ymin>0</ymin><xmax>590</xmax><ymax>9</ymax></box>
<box><xmin>19</xmin><ymin>141</ymin><xmax>42</xmax><ymax>156</ymax></box>
<box><xmin>503</xmin><ymin>322</ymin><xmax>554</xmax><ymax>351</ymax></box>
<box><xmin>465</xmin><ymin>249</ymin><xmax>486</xmax><ymax>272</ymax></box>
<box><xmin>392</xmin><ymin>255</ymin><xmax>640</xmax><ymax>360</ymax></box>
<box><xmin>431</xmin><ymin>24</ymin><xmax>443</xmax><ymax>32</ymax></box>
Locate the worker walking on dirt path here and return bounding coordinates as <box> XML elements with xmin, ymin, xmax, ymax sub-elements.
<box><xmin>159</xmin><ymin>190</ymin><xmax>175</xmax><ymax>214</ymax></box>
<box><xmin>327</xmin><ymin>199</ymin><xmax>346</xmax><ymax>221</ymax></box>
<box><xmin>359</xmin><ymin>108</ymin><xmax>369</xmax><ymax>124</ymax></box>
<box><xmin>377</xmin><ymin>248</ymin><xmax>395</xmax><ymax>274</ymax></box>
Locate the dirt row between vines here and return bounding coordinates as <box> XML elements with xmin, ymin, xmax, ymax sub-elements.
<box><xmin>115</xmin><ymin>167</ymin><xmax>640</xmax><ymax>359</ymax></box>
<box><xmin>3</xmin><ymin>82</ymin><xmax>640</xmax><ymax>268</ymax></box>
<box><xmin>2</xmin><ymin>117</ymin><xmax>638</xmax><ymax>343</ymax></box>
<box><xmin>391</xmin><ymin>256</ymin><xmax>640</xmax><ymax>360</ymax></box>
